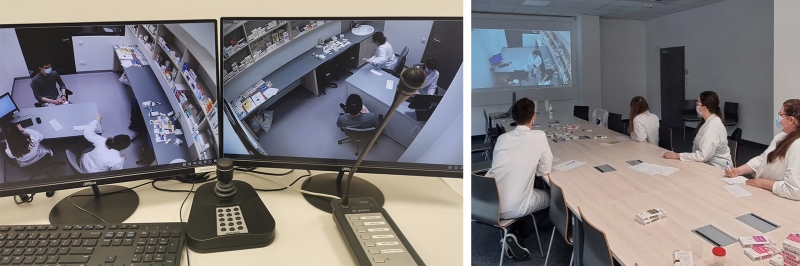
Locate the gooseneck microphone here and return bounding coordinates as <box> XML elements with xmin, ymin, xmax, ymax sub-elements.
<box><xmin>340</xmin><ymin>67</ymin><xmax>425</xmax><ymax>207</ymax></box>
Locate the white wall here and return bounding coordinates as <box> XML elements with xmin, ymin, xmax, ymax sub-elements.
<box><xmin>0</xmin><ymin>28</ymin><xmax>30</xmax><ymax>95</ymax></box>
<box><xmin>399</xmin><ymin>64</ymin><xmax>463</xmax><ymax>165</ymax></box>
<box><xmin>576</xmin><ymin>15</ymin><xmax>602</xmax><ymax>114</ymax></box>
<box><xmin>645</xmin><ymin>0</ymin><xmax>773</xmax><ymax>144</ymax></box>
<box><xmin>599</xmin><ymin>19</ymin><xmax>646</xmax><ymax>116</ymax></box>
<box><xmin>73</xmin><ymin>34</ymin><xmax>137</xmax><ymax>72</ymax></box>
<box><xmin>774</xmin><ymin>0</ymin><xmax>800</xmax><ymax>136</ymax></box>
<box><xmin>181</xmin><ymin>23</ymin><xmax>216</xmax><ymax>57</ymax></box>
<box><xmin>471</xmin><ymin>29</ymin><xmax>507</xmax><ymax>89</ymax></box>
<box><xmin>383</xmin><ymin>21</ymin><xmax>433</xmax><ymax>67</ymax></box>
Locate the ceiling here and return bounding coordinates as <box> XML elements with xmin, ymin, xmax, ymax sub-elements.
<box><xmin>472</xmin><ymin>0</ymin><xmax>726</xmax><ymax>20</ymax></box>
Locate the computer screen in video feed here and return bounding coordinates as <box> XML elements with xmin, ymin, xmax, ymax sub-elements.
<box><xmin>0</xmin><ymin>21</ymin><xmax>218</xmax><ymax>186</ymax></box>
<box><xmin>222</xmin><ymin>19</ymin><xmax>463</xmax><ymax>169</ymax></box>
<box><xmin>472</xmin><ymin>29</ymin><xmax>572</xmax><ymax>89</ymax></box>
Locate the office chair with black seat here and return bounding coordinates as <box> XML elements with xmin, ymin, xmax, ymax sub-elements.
<box><xmin>573</xmin><ymin>105</ymin><xmax>589</xmax><ymax>121</ymax></box>
<box><xmin>681</xmin><ymin>99</ymin><xmax>701</xmax><ymax>140</ymax></box>
<box><xmin>544</xmin><ymin>177</ymin><xmax>574</xmax><ymax>266</ymax></box>
<box><xmin>608</xmin><ymin>113</ymin><xmax>624</xmax><ymax>134</ymax></box>
<box><xmin>381</xmin><ymin>46</ymin><xmax>408</xmax><ymax>77</ymax></box>
<box><xmin>577</xmin><ymin>207</ymin><xmax>616</xmax><ymax>266</ymax></box>
<box><xmin>0</xmin><ymin>140</ymin><xmax>65</xmax><ymax>181</ymax></box>
<box><xmin>338</xmin><ymin>114</ymin><xmax>384</xmax><ymax>156</ymax></box>
<box><xmin>728</xmin><ymin>128</ymin><xmax>742</xmax><ymax>166</ymax></box>
<box><xmin>484</xmin><ymin>110</ymin><xmax>500</xmax><ymax>144</ymax></box>
<box><xmin>658</xmin><ymin>125</ymin><xmax>673</xmax><ymax>151</ymax></box>
<box><xmin>723</xmin><ymin>102</ymin><xmax>739</xmax><ymax>127</ymax></box>
<box><xmin>472</xmin><ymin>174</ymin><xmax>546</xmax><ymax>265</ymax></box>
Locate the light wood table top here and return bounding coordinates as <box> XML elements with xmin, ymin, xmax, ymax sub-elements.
<box><xmin>580</xmin><ymin>179</ymin><xmax>800</xmax><ymax>265</ymax></box>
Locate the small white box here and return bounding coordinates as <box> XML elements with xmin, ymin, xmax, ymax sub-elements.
<box><xmin>673</xmin><ymin>250</ymin><xmax>693</xmax><ymax>266</ymax></box>
<box><xmin>740</xmin><ymin>236</ymin><xmax>775</xmax><ymax>248</ymax></box>
<box><xmin>636</xmin><ymin>209</ymin><xmax>666</xmax><ymax>225</ymax></box>
<box><xmin>744</xmin><ymin>245</ymin><xmax>778</xmax><ymax>261</ymax></box>
<box><xmin>770</xmin><ymin>254</ymin><xmax>783</xmax><ymax>266</ymax></box>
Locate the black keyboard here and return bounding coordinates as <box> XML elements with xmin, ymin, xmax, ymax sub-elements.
<box><xmin>0</xmin><ymin>223</ymin><xmax>184</xmax><ymax>266</ymax></box>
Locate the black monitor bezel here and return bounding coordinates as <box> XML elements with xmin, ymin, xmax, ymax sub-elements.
<box><xmin>219</xmin><ymin>16</ymin><xmax>464</xmax><ymax>178</ymax></box>
<box><xmin>0</xmin><ymin>19</ymin><xmax>221</xmax><ymax>197</ymax></box>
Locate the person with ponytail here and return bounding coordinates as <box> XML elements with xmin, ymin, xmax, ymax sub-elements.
<box><xmin>724</xmin><ymin>99</ymin><xmax>800</xmax><ymax>200</ymax></box>
<box><xmin>663</xmin><ymin>91</ymin><xmax>732</xmax><ymax>168</ymax></box>
<box><xmin>80</xmin><ymin>113</ymin><xmax>131</xmax><ymax>173</ymax></box>
<box><xmin>3</xmin><ymin>123</ymin><xmax>52</xmax><ymax>167</ymax></box>
<box><xmin>628</xmin><ymin>96</ymin><xmax>660</xmax><ymax>145</ymax></box>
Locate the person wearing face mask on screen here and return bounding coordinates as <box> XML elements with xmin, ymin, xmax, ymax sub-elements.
<box><xmin>30</xmin><ymin>60</ymin><xmax>74</xmax><ymax>107</ymax></box>
<box><xmin>724</xmin><ymin>99</ymin><xmax>800</xmax><ymax>201</ymax></box>
<box><xmin>663</xmin><ymin>91</ymin><xmax>732</xmax><ymax>168</ymax></box>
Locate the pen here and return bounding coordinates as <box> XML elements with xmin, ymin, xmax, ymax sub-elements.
<box><xmin>567</xmin><ymin>161</ymin><xmax>576</xmax><ymax>165</ymax></box>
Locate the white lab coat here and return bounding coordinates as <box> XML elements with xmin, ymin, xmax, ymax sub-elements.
<box><xmin>745</xmin><ymin>132</ymin><xmax>800</xmax><ymax>200</ymax></box>
<box><xmin>80</xmin><ymin>120</ymin><xmax>125</xmax><ymax>173</ymax></box>
<box><xmin>526</xmin><ymin>54</ymin><xmax>542</xmax><ymax>77</ymax></box>
<box><xmin>486</xmin><ymin>126</ymin><xmax>553</xmax><ymax>219</ymax></box>
<box><xmin>679</xmin><ymin>114</ymin><xmax>732</xmax><ymax>168</ymax></box>
<box><xmin>5</xmin><ymin>129</ymin><xmax>52</xmax><ymax>167</ymax></box>
<box><xmin>420</xmin><ymin>69</ymin><xmax>439</xmax><ymax>95</ymax></box>
<box><xmin>369</xmin><ymin>43</ymin><xmax>398</xmax><ymax>70</ymax></box>
<box><xmin>631</xmin><ymin>111</ymin><xmax>660</xmax><ymax>145</ymax></box>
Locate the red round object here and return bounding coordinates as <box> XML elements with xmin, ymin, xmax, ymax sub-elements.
<box><xmin>712</xmin><ymin>247</ymin><xmax>726</xmax><ymax>256</ymax></box>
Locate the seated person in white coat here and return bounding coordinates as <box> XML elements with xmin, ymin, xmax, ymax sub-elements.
<box><xmin>628</xmin><ymin>96</ymin><xmax>660</xmax><ymax>145</ymax></box>
<box><xmin>418</xmin><ymin>57</ymin><xmax>439</xmax><ymax>95</ymax></box>
<box><xmin>485</xmin><ymin>98</ymin><xmax>553</xmax><ymax>259</ymax></box>
<box><xmin>664</xmin><ymin>91</ymin><xmax>732</xmax><ymax>168</ymax></box>
<box><xmin>526</xmin><ymin>50</ymin><xmax>543</xmax><ymax>80</ymax></box>
<box><xmin>362</xmin><ymin>32</ymin><xmax>398</xmax><ymax>70</ymax></box>
<box><xmin>81</xmin><ymin>113</ymin><xmax>131</xmax><ymax>173</ymax></box>
<box><xmin>3</xmin><ymin>123</ymin><xmax>52</xmax><ymax>167</ymax></box>
<box><xmin>725</xmin><ymin>99</ymin><xmax>800</xmax><ymax>200</ymax></box>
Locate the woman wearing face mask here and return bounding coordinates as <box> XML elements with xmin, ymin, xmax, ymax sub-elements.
<box><xmin>724</xmin><ymin>99</ymin><xmax>800</xmax><ymax>200</ymax></box>
<box><xmin>663</xmin><ymin>91</ymin><xmax>732</xmax><ymax>168</ymax></box>
<box><xmin>418</xmin><ymin>57</ymin><xmax>439</xmax><ymax>95</ymax></box>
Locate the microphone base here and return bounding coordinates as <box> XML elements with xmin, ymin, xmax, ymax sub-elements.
<box><xmin>301</xmin><ymin>173</ymin><xmax>385</xmax><ymax>213</ymax></box>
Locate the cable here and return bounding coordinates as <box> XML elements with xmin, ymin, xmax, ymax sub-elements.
<box><xmin>151</xmin><ymin>176</ymin><xmax>217</xmax><ymax>193</ymax></box>
<box><xmin>178</xmin><ymin>179</ymin><xmax>196</xmax><ymax>266</ymax></box>
<box><xmin>239</xmin><ymin>170</ymin><xmax>340</xmax><ymax>200</ymax></box>
<box><xmin>65</xmin><ymin>181</ymin><xmax>153</xmax><ymax>224</ymax></box>
<box><xmin>234</xmin><ymin>168</ymin><xmax>294</xmax><ymax>176</ymax></box>
<box><xmin>14</xmin><ymin>194</ymin><xmax>36</xmax><ymax>204</ymax></box>
<box><xmin>290</xmin><ymin>170</ymin><xmax>313</xmax><ymax>186</ymax></box>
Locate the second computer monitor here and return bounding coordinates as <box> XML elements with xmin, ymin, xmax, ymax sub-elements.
<box><xmin>221</xmin><ymin>18</ymin><xmax>463</xmax><ymax>177</ymax></box>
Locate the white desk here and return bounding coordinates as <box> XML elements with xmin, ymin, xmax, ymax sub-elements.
<box><xmin>12</xmin><ymin>103</ymin><xmax>102</xmax><ymax>139</ymax></box>
<box><xmin>0</xmin><ymin>169</ymin><xmax>463</xmax><ymax>266</ymax></box>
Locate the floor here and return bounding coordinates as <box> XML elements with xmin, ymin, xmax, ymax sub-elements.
<box><xmin>3</xmin><ymin>72</ymin><xmax>152</xmax><ymax>183</ymax></box>
<box><xmin>256</xmin><ymin>72</ymin><xmax>406</xmax><ymax>162</ymax></box>
<box><xmin>470</xmin><ymin>124</ymin><xmax>765</xmax><ymax>265</ymax></box>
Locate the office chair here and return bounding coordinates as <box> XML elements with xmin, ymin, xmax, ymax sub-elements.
<box><xmin>483</xmin><ymin>110</ymin><xmax>500</xmax><ymax>144</ymax></box>
<box><xmin>544</xmin><ymin>177</ymin><xmax>574</xmax><ymax>266</ymax></box>
<box><xmin>65</xmin><ymin>149</ymin><xmax>87</xmax><ymax>174</ymax></box>
<box><xmin>338</xmin><ymin>114</ymin><xmax>384</xmax><ymax>156</ymax></box>
<box><xmin>681</xmin><ymin>99</ymin><xmax>701</xmax><ymax>140</ymax></box>
<box><xmin>472</xmin><ymin>142</ymin><xmax>493</xmax><ymax>161</ymax></box>
<box><xmin>658</xmin><ymin>126</ymin><xmax>673</xmax><ymax>151</ymax></box>
<box><xmin>472</xmin><ymin>160</ymin><xmax>493</xmax><ymax>176</ymax></box>
<box><xmin>728</xmin><ymin>128</ymin><xmax>742</xmax><ymax>166</ymax></box>
<box><xmin>723</xmin><ymin>102</ymin><xmax>739</xmax><ymax>127</ymax></box>
<box><xmin>607</xmin><ymin>113</ymin><xmax>624</xmax><ymax>134</ymax></box>
<box><xmin>381</xmin><ymin>46</ymin><xmax>408</xmax><ymax>77</ymax></box>
<box><xmin>1</xmin><ymin>141</ymin><xmax>65</xmax><ymax>181</ymax></box>
<box><xmin>573</xmin><ymin>105</ymin><xmax>589</xmax><ymax>121</ymax></box>
<box><xmin>591</xmin><ymin>109</ymin><xmax>609</xmax><ymax>128</ymax></box>
<box><xmin>472</xmin><ymin>174</ymin><xmax>546</xmax><ymax>265</ymax></box>
<box><xmin>577</xmin><ymin>207</ymin><xmax>615</xmax><ymax>266</ymax></box>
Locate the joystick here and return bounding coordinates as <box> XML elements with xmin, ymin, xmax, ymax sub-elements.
<box><xmin>185</xmin><ymin>158</ymin><xmax>276</xmax><ymax>253</ymax></box>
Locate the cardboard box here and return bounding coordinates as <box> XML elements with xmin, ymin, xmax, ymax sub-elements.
<box><xmin>744</xmin><ymin>245</ymin><xmax>778</xmax><ymax>261</ymax></box>
<box><xmin>740</xmin><ymin>236</ymin><xmax>776</xmax><ymax>248</ymax></box>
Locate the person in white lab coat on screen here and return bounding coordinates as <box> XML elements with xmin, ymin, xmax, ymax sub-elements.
<box><xmin>484</xmin><ymin>98</ymin><xmax>553</xmax><ymax>260</ymax></box>
<box><xmin>663</xmin><ymin>91</ymin><xmax>732</xmax><ymax>168</ymax></box>
<box><xmin>362</xmin><ymin>32</ymin><xmax>398</xmax><ymax>70</ymax></box>
<box><xmin>628</xmin><ymin>96</ymin><xmax>660</xmax><ymax>145</ymax></box>
<box><xmin>418</xmin><ymin>57</ymin><xmax>439</xmax><ymax>95</ymax></box>
<box><xmin>80</xmin><ymin>113</ymin><xmax>131</xmax><ymax>173</ymax></box>
<box><xmin>725</xmin><ymin>99</ymin><xmax>800</xmax><ymax>201</ymax></box>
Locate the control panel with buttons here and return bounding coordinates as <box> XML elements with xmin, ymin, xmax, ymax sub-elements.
<box><xmin>332</xmin><ymin>197</ymin><xmax>424</xmax><ymax>266</ymax></box>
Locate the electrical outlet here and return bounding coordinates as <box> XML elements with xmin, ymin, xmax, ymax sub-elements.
<box><xmin>79</xmin><ymin>61</ymin><xmax>87</xmax><ymax>65</ymax></box>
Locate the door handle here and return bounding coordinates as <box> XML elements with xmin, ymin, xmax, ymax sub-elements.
<box><xmin>433</xmin><ymin>37</ymin><xmax>441</xmax><ymax>43</ymax></box>
<box><xmin>62</xmin><ymin>38</ymin><xmax>69</xmax><ymax>42</ymax></box>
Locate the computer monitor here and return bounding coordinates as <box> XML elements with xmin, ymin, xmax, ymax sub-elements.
<box><xmin>221</xmin><ymin>17</ymin><xmax>464</xmax><ymax>212</ymax></box>
<box><xmin>0</xmin><ymin>19</ymin><xmax>220</xmax><ymax>224</ymax></box>
<box><xmin>0</xmin><ymin>92</ymin><xmax>20</xmax><ymax>121</ymax></box>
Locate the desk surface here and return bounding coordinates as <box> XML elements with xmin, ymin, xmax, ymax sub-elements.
<box><xmin>0</xmin><ymin>170</ymin><xmax>463</xmax><ymax>266</ymax></box>
<box><xmin>13</xmin><ymin>103</ymin><xmax>101</xmax><ymax>139</ymax></box>
<box><xmin>345</xmin><ymin>65</ymin><xmax>419</xmax><ymax>124</ymax></box>
<box><xmin>241</xmin><ymin>26</ymin><xmax>384</xmax><ymax>119</ymax></box>
<box><xmin>581</xmin><ymin>179</ymin><xmax>800</xmax><ymax>265</ymax></box>
<box><xmin>123</xmin><ymin>66</ymin><xmax>192</xmax><ymax>164</ymax></box>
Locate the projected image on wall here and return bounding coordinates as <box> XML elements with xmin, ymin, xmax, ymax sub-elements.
<box><xmin>472</xmin><ymin>29</ymin><xmax>572</xmax><ymax>89</ymax></box>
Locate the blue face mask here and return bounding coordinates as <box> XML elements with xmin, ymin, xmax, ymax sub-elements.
<box><xmin>44</xmin><ymin>68</ymin><xmax>52</xmax><ymax>74</ymax></box>
<box><xmin>776</xmin><ymin>115</ymin><xmax>784</xmax><ymax>129</ymax></box>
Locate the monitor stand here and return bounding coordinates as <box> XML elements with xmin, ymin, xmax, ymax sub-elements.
<box><xmin>301</xmin><ymin>168</ymin><xmax>385</xmax><ymax>213</ymax></box>
<box><xmin>49</xmin><ymin>184</ymin><xmax>139</xmax><ymax>224</ymax></box>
